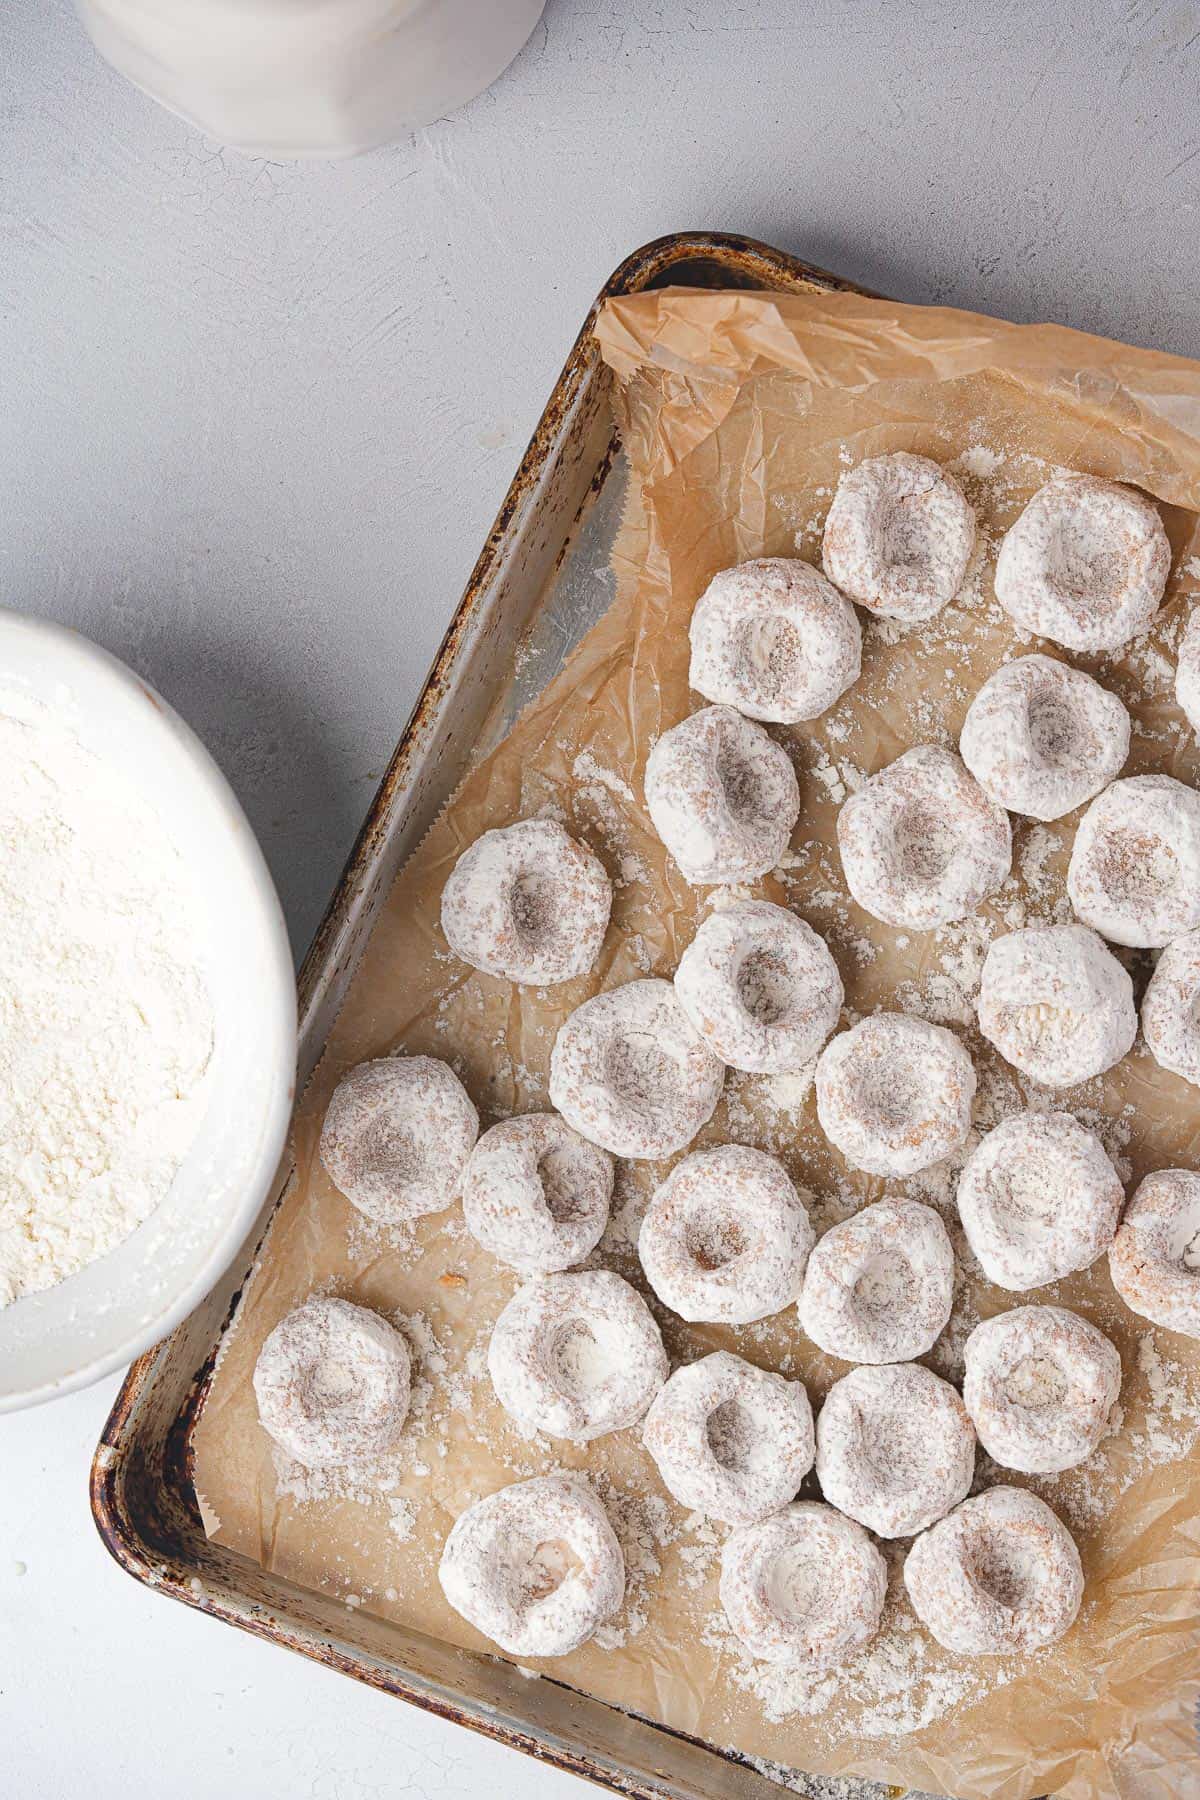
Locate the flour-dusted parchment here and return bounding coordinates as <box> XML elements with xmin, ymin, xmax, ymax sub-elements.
<box><xmin>0</xmin><ymin>693</ymin><xmax>212</xmax><ymax>1303</ymax></box>
<box><xmin>193</xmin><ymin>288</ymin><xmax>1200</xmax><ymax>1800</ymax></box>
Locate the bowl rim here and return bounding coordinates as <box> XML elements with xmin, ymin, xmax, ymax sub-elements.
<box><xmin>0</xmin><ymin>611</ymin><xmax>297</xmax><ymax>1412</ymax></box>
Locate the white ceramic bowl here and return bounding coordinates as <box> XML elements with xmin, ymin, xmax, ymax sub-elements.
<box><xmin>0</xmin><ymin>612</ymin><xmax>296</xmax><ymax>1411</ymax></box>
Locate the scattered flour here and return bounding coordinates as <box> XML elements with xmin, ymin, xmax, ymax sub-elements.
<box><xmin>591</xmin><ymin>1484</ymin><xmax>677</xmax><ymax>1650</ymax></box>
<box><xmin>707</xmin><ymin>883</ymin><xmax>757</xmax><ymax>910</ymax></box>
<box><xmin>760</xmin><ymin>1061</ymin><xmax>818</xmax><ymax>1119</ymax></box>
<box><xmin>572</xmin><ymin>750</ymin><xmax>636</xmax><ymax>804</ymax></box>
<box><xmin>720</xmin><ymin>1567</ymin><xmax>1015</xmax><ymax>1741</ymax></box>
<box><xmin>226</xmin><ymin>426</ymin><xmax>1200</xmax><ymax>1780</ymax></box>
<box><xmin>1040</xmin><ymin>1332</ymin><xmax>1200</xmax><ymax>1531</ymax></box>
<box><xmin>957</xmin><ymin>445</ymin><xmax>1004</xmax><ymax>478</ymax></box>
<box><xmin>387</xmin><ymin>1496</ymin><xmax>418</xmax><ymax>1542</ymax></box>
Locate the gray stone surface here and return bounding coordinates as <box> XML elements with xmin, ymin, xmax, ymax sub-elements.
<box><xmin>5</xmin><ymin>0</ymin><xmax>1200</xmax><ymax>964</ymax></box>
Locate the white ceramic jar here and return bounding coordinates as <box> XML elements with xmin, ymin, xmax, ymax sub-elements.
<box><xmin>77</xmin><ymin>0</ymin><xmax>547</xmax><ymax>158</ymax></box>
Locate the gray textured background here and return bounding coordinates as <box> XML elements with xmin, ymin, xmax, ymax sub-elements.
<box><xmin>3</xmin><ymin>2</ymin><xmax>1199</xmax><ymax>1794</ymax></box>
<box><xmin>6</xmin><ymin>0</ymin><xmax>1200</xmax><ymax>962</ymax></box>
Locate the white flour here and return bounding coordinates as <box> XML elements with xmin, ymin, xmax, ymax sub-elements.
<box><xmin>0</xmin><ymin>693</ymin><xmax>213</xmax><ymax>1305</ymax></box>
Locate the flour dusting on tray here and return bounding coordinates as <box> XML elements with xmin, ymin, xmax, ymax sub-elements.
<box><xmin>192</xmin><ymin>286</ymin><xmax>1200</xmax><ymax>1799</ymax></box>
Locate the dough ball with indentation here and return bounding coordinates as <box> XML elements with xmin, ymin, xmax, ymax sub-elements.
<box><xmin>821</xmin><ymin>452</ymin><xmax>976</xmax><ymax>623</ymax></box>
<box><xmin>439</xmin><ymin>1475</ymin><xmax>624</xmax><ymax>1657</ymax></box>
<box><xmin>688</xmin><ymin>557</ymin><xmax>862</xmax><ymax>723</ymax></box>
<box><xmin>976</xmin><ymin>923</ymin><xmax>1135</xmax><ymax>1088</ymax></box>
<box><xmin>440</xmin><ymin>818</ymin><xmax>611</xmax><ymax>985</ymax></box>
<box><xmin>548</xmin><ymin>977</ymin><xmax>724</xmax><ymax>1161</ymax></box>
<box><xmin>673</xmin><ymin>899</ymin><xmax>843</xmax><ymax>1073</ymax></box>
<box><xmin>963</xmin><ymin>1304</ymin><xmax>1121</xmax><ymax>1473</ymax></box>
<box><xmin>1109</xmin><ymin>1168</ymin><xmax>1200</xmax><ymax>1338</ymax></box>
<box><xmin>1067</xmin><ymin>774</ymin><xmax>1200</xmax><ymax>949</ymax></box>
<box><xmin>815</xmin><ymin>1013</ymin><xmax>975</xmax><ymax>1177</ymax></box>
<box><xmin>320</xmin><ymin>1055</ymin><xmax>479</xmax><ymax>1224</ymax></box>
<box><xmin>836</xmin><ymin>746</ymin><xmax>1011</xmax><ymax>930</ymax></box>
<box><xmin>642</xmin><ymin>1351</ymin><xmax>815</xmax><ymax>1526</ymax></box>
<box><xmin>815</xmin><ymin>1362</ymin><xmax>975</xmax><ymax>1538</ymax></box>
<box><xmin>799</xmin><ymin>1198</ymin><xmax>955</xmax><ymax>1364</ymax></box>
<box><xmin>1176</xmin><ymin>606</ymin><xmax>1200</xmax><ymax>737</ymax></box>
<box><xmin>959</xmin><ymin>654</ymin><xmax>1129</xmax><ymax>822</ymax></box>
<box><xmin>719</xmin><ymin>1501</ymin><xmax>887</xmax><ymax>1668</ymax></box>
<box><xmin>994</xmin><ymin>474</ymin><xmax>1170</xmax><ymax>653</ymax></box>
<box><xmin>460</xmin><ymin>1113</ymin><xmax>613</xmax><ymax>1274</ymax></box>
<box><xmin>638</xmin><ymin>1144</ymin><xmax>814</xmax><ymax>1324</ymax></box>
<box><xmin>955</xmin><ymin>1111</ymin><xmax>1124</xmax><ymax>1292</ymax></box>
<box><xmin>487</xmin><ymin>1269</ymin><xmax>667</xmax><ymax>1441</ymax></box>
<box><xmin>253</xmin><ymin>1296</ymin><xmax>411</xmax><ymax>1468</ymax></box>
<box><xmin>904</xmin><ymin>1486</ymin><xmax>1083</xmax><ymax>1655</ymax></box>
<box><xmin>1141</xmin><ymin>929</ymin><xmax>1200</xmax><ymax>1087</ymax></box>
<box><xmin>644</xmin><ymin>705</ymin><xmax>800</xmax><ymax>886</ymax></box>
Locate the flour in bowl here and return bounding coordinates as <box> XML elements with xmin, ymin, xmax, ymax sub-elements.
<box><xmin>0</xmin><ymin>693</ymin><xmax>213</xmax><ymax>1304</ymax></box>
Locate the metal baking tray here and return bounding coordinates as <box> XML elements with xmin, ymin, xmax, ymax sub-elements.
<box><xmin>90</xmin><ymin>232</ymin><xmax>878</xmax><ymax>1800</ymax></box>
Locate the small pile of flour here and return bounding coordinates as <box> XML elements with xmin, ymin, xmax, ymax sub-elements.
<box><xmin>0</xmin><ymin>693</ymin><xmax>213</xmax><ymax>1305</ymax></box>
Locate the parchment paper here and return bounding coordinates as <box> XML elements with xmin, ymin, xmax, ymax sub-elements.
<box><xmin>193</xmin><ymin>286</ymin><xmax>1200</xmax><ymax>1800</ymax></box>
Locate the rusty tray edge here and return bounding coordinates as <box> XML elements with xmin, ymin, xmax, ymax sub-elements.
<box><xmin>90</xmin><ymin>230</ymin><xmax>868</xmax><ymax>1800</ymax></box>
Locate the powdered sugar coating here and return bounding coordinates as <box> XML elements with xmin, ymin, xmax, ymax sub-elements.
<box><xmin>644</xmin><ymin>705</ymin><xmax>800</xmax><ymax>886</ymax></box>
<box><xmin>440</xmin><ymin>818</ymin><xmax>611</xmax><ymax>986</ymax></box>
<box><xmin>815</xmin><ymin>1013</ymin><xmax>976</xmax><ymax>1177</ymax></box>
<box><xmin>1142</xmin><ymin>930</ymin><xmax>1200</xmax><ymax>1086</ymax></box>
<box><xmin>993</xmin><ymin>474</ymin><xmax>1170</xmax><ymax>653</ymax></box>
<box><xmin>904</xmin><ymin>1486</ymin><xmax>1083</xmax><ymax>1655</ymax></box>
<box><xmin>673</xmin><ymin>900</ymin><xmax>843</xmax><ymax>1073</ymax></box>
<box><xmin>815</xmin><ymin>1362</ymin><xmax>975</xmax><ymax>1538</ymax></box>
<box><xmin>798</xmin><ymin>1198</ymin><xmax>955</xmax><ymax>1364</ymax></box>
<box><xmin>438</xmin><ymin>1475</ymin><xmax>624</xmax><ymax>1657</ymax></box>
<box><xmin>487</xmin><ymin>1269</ymin><xmax>667</xmax><ymax>1441</ymax></box>
<box><xmin>642</xmin><ymin>1350</ymin><xmax>815</xmax><ymax>1526</ymax></box>
<box><xmin>1176</xmin><ymin>606</ymin><xmax>1200</xmax><ymax>736</ymax></box>
<box><xmin>959</xmin><ymin>654</ymin><xmax>1130</xmax><ymax>823</ymax></box>
<box><xmin>719</xmin><ymin>1501</ymin><xmax>887</xmax><ymax>1669</ymax></box>
<box><xmin>548</xmin><ymin>978</ymin><xmax>724</xmax><ymax>1160</ymax></box>
<box><xmin>320</xmin><ymin>1055</ymin><xmax>479</xmax><ymax>1225</ymax></box>
<box><xmin>254</xmin><ymin>1296</ymin><xmax>411</xmax><ymax>1468</ymax></box>
<box><xmin>821</xmin><ymin>452</ymin><xmax>976</xmax><ymax>623</ymax></box>
<box><xmin>963</xmin><ymin>1305</ymin><xmax>1122</xmax><ymax>1474</ymax></box>
<box><xmin>837</xmin><ymin>746</ymin><xmax>1011</xmax><ymax>931</ymax></box>
<box><xmin>1109</xmin><ymin>1168</ymin><xmax>1200</xmax><ymax>1338</ymax></box>
<box><xmin>977</xmin><ymin>923</ymin><xmax>1136</xmax><ymax>1088</ymax></box>
<box><xmin>638</xmin><ymin>1144</ymin><xmax>814</xmax><ymax>1325</ymax></box>
<box><xmin>688</xmin><ymin>557</ymin><xmax>862</xmax><ymax>723</ymax></box>
<box><xmin>955</xmin><ymin>1111</ymin><xmax>1124</xmax><ymax>1292</ymax></box>
<box><xmin>460</xmin><ymin>1113</ymin><xmax>613</xmax><ymax>1274</ymax></box>
<box><xmin>1068</xmin><ymin>774</ymin><xmax>1200</xmax><ymax>949</ymax></box>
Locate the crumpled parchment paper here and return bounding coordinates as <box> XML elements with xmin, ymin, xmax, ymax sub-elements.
<box><xmin>193</xmin><ymin>285</ymin><xmax>1200</xmax><ymax>1800</ymax></box>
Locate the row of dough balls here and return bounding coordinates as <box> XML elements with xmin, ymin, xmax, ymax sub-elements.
<box><xmin>253</xmin><ymin>1279</ymin><xmax>1095</xmax><ymax>1667</ymax></box>
<box><xmin>255</xmin><ymin>1048</ymin><xmax>1188</xmax><ymax>1670</ymax></box>
<box><xmin>316</xmin><ymin>1047</ymin><xmax>1198</xmax><ymax>1334</ymax></box>
<box><xmin>659</xmin><ymin>615</ymin><xmax>1200</xmax><ymax>943</ymax></box>
<box><xmin>694</xmin><ymin>455</ymin><xmax>1172</xmax><ymax>712</ymax></box>
<box><xmin>439</xmin><ymin>693</ymin><xmax>1200</xmax><ymax>1105</ymax></box>
<box><xmin>368</xmin><ymin>890</ymin><xmax>1200</xmax><ymax>1333</ymax></box>
<box><xmin>438</xmin><ymin>793</ymin><xmax>1200</xmax><ymax>1113</ymax></box>
<box><xmin>684</xmin><ymin>459</ymin><xmax>1171</xmax><ymax>779</ymax></box>
<box><xmin>313</xmin><ymin>979</ymin><xmax>1200</xmax><ymax>1332</ymax></box>
<box><xmin>658</xmin><ymin>457</ymin><xmax>1199</xmax><ymax>960</ymax></box>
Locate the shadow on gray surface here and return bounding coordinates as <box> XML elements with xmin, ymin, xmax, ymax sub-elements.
<box><xmin>90</xmin><ymin>611</ymin><xmax>367</xmax><ymax>964</ymax></box>
<box><xmin>724</xmin><ymin>217</ymin><xmax>1200</xmax><ymax>364</ymax></box>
